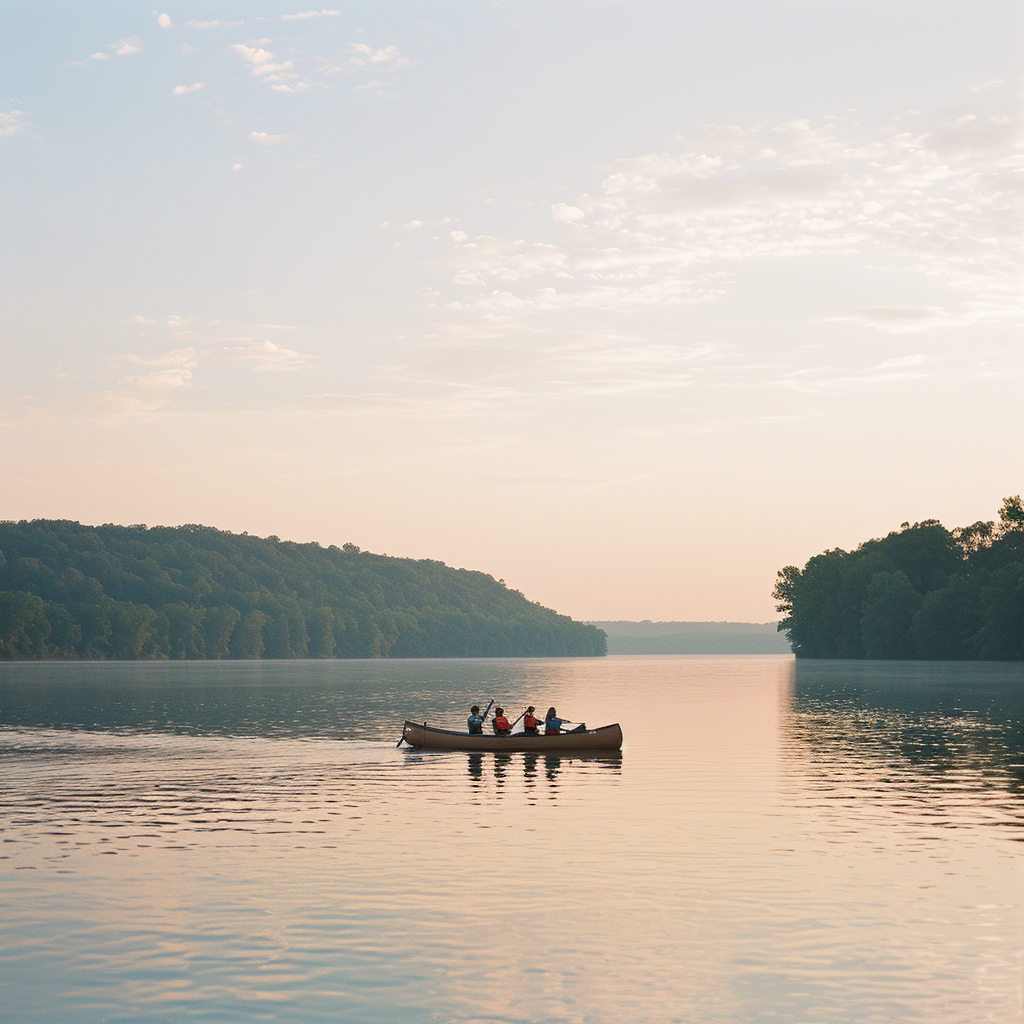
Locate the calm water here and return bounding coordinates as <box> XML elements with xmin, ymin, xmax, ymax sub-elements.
<box><xmin>1</xmin><ymin>656</ymin><xmax>1021</xmax><ymax>1023</ymax></box>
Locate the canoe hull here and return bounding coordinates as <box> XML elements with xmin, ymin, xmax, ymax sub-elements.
<box><xmin>401</xmin><ymin>720</ymin><xmax>623</xmax><ymax>753</ymax></box>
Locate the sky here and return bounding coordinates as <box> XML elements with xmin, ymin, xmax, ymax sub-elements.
<box><xmin>1</xmin><ymin>1</ymin><xmax>1021</xmax><ymax>622</ymax></box>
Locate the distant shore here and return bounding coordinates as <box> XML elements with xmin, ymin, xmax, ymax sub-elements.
<box><xmin>589</xmin><ymin>621</ymin><xmax>790</xmax><ymax>655</ymax></box>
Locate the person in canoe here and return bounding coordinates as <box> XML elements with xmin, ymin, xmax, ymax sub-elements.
<box><xmin>467</xmin><ymin>705</ymin><xmax>485</xmax><ymax>735</ymax></box>
<box><xmin>492</xmin><ymin>707</ymin><xmax>511</xmax><ymax>735</ymax></box>
<box><xmin>544</xmin><ymin>707</ymin><xmax>563</xmax><ymax>734</ymax></box>
<box><xmin>522</xmin><ymin>706</ymin><xmax>542</xmax><ymax>735</ymax></box>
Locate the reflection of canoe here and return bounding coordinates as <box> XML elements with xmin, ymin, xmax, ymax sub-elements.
<box><xmin>400</xmin><ymin>720</ymin><xmax>623</xmax><ymax>753</ymax></box>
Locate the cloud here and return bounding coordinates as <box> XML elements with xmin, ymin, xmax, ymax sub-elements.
<box><xmin>426</xmin><ymin>110</ymin><xmax>1022</xmax><ymax>326</ymax></box>
<box><xmin>248</xmin><ymin>131</ymin><xmax>297</xmax><ymax>145</ymax></box>
<box><xmin>353</xmin><ymin>99</ymin><xmax>1021</xmax><ymax>412</ymax></box>
<box><xmin>173</xmin><ymin>82</ymin><xmax>204</xmax><ymax>95</ymax></box>
<box><xmin>132</xmin><ymin>315</ymin><xmax>156</xmax><ymax>324</ymax></box>
<box><xmin>402</xmin><ymin>217</ymin><xmax>453</xmax><ymax>230</ymax></box>
<box><xmin>99</xmin><ymin>348</ymin><xmax>199</xmax><ymax>415</ymax></box>
<box><xmin>217</xmin><ymin>339</ymin><xmax>313</xmax><ymax>371</ymax></box>
<box><xmin>111</xmin><ymin>37</ymin><xmax>142</xmax><ymax>55</ymax></box>
<box><xmin>232</xmin><ymin>43</ymin><xmax>276</xmax><ymax>66</ymax></box>
<box><xmin>348</xmin><ymin>42</ymin><xmax>409</xmax><ymax>68</ymax></box>
<box><xmin>128</xmin><ymin>347</ymin><xmax>198</xmax><ymax>367</ymax></box>
<box><xmin>232</xmin><ymin>43</ymin><xmax>309</xmax><ymax>89</ymax></box>
<box><xmin>90</xmin><ymin>52</ymin><xmax>111</xmax><ymax>60</ymax></box>
<box><xmin>282</xmin><ymin>9</ymin><xmax>340</xmax><ymax>20</ymax></box>
<box><xmin>157</xmin><ymin>13</ymin><xmax>172</xmax><ymax>29</ymax></box>
<box><xmin>0</xmin><ymin>111</ymin><xmax>29</xmax><ymax>136</ymax></box>
<box><xmin>826</xmin><ymin>303</ymin><xmax>1017</xmax><ymax>333</ymax></box>
<box><xmin>552</xmin><ymin>203</ymin><xmax>585</xmax><ymax>223</ymax></box>
<box><xmin>828</xmin><ymin>307</ymin><xmax>947</xmax><ymax>331</ymax></box>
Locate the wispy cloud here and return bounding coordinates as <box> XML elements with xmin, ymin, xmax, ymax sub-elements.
<box><xmin>216</xmin><ymin>339</ymin><xmax>313</xmax><ymax>371</ymax></box>
<box><xmin>111</xmin><ymin>37</ymin><xmax>143</xmax><ymax>56</ymax></box>
<box><xmin>348</xmin><ymin>42</ymin><xmax>409</xmax><ymax>68</ymax></box>
<box><xmin>351</xmin><ymin>101</ymin><xmax>1022</xmax><ymax>412</ymax></box>
<box><xmin>173</xmin><ymin>82</ymin><xmax>204</xmax><ymax>95</ymax></box>
<box><xmin>282</xmin><ymin>9</ymin><xmax>340</xmax><ymax>20</ymax></box>
<box><xmin>231</xmin><ymin>42</ymin><xmax>310</xmax><ymax>90</ymax></box>
<box><xmin>0</xmin><ymin>111</ymin><xmax>29</xmax><ymax>136</ymax></box>
<box><xmin>429</xmin><ymin>111</ymin><xmax>1022</xmax><ymax>322</ymax></box>
<box><xmin>248</xmin><ymin>131</ymin><xmax>298</xmax><ymax>145</ymax></box>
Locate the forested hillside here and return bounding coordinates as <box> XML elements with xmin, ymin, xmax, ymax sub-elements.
<box><xmin>774</xmin><ymin>497</ymin><xmax>1023</xmax><ymax>661</ymax></box>
<box><xmin>0</xmin><ymin>521</ymin><xmax>606</xmax><ymax>660</ymax></box>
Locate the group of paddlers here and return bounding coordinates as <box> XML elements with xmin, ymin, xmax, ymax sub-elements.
<box><xmin>467</xmin><ymin>703</ymin><xmax>577</xmax><ymax>736</ymax></box>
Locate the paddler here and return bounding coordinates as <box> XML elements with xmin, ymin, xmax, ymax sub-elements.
<box><xmin>544</xmin><ymin>707</ymin><xmax>563</xmax><ymax>734</ymax></box>
<box><xmin>491</xmin><ymin>707</ymin><xmax>511</xmax><ymax>735</ymax></box>
<box><xmin>522</xmin><ymin>706</ymin><xmax>542</xmax><ymax>735</ymax></box>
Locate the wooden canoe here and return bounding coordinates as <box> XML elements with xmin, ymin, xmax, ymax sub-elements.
<box><xmin>400</xmin><ymin>720</ymin><xmax>623</xmax><ymax>752</ymax></box>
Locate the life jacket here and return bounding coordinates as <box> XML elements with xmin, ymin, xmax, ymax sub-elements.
<box><xmin>524</xmin><ymin>713</ymin><xmax>539</xmax><ymax>731</ymax></box>
<box><xmin>493</xmin><ymin>715</ymin><xmax>510</xmax><ymax>734</ymax></box>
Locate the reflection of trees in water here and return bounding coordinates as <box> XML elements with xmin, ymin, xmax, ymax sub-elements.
<box><xmin>784</xmin><ymin>662</ymin><xmax>1024</xmax><ymax>834</ymax></box>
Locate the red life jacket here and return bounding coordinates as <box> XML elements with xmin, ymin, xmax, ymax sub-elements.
<box><xmin>493</xmin><ymin>715</ymin><xmax>510</xmax><ymax>733</ymax></box>
<box><xmin>524</xmin><ymin>713</ymin><xmax>539</xmax><ymax>730</ymax></box>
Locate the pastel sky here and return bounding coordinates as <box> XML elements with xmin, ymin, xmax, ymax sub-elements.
<box><xmin>2</xmin><ymin>2</ymin><xmax>1021</xmax><ymax>621</ymax></box>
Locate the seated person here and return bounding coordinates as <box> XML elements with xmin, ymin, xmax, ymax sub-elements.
<box><xmin>492</xmin><ymin>707</ymin><xmax>511</xmax><ymax>735</ymax></box>
<box><xmin>522</xmin><ymin>706</ymin><xmax>542</xmax><ymax>735</ymax></box>
<box><xmin>467</xmin><ymin>705</ymin><xmax>485</xmax><ymax>735</ymax></box>
<box><xmin>544</xmin><ymin>707</ymin><xmax>563</xmax><ymax>735</ymax></box>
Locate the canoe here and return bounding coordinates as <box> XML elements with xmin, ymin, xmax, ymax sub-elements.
<box><xmin>399</xmin><ymin>720</ymin><xmax>623</xmax><ymax>753</ymax></box>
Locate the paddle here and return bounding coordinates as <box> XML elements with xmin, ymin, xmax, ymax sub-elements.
<box><xmin>398</xmin><ymin>699</ymin><xmax>495</xmax><ymax>746</ymax></box>
<box><xmin>509</xmin><ymin>709</ymin><xmax>529</xmax><ymax>730</ymax></box>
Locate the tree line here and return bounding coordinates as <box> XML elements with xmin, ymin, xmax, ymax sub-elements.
<box><xmin>0</xmin><ymin>521</ymin><xmax>607</xmax><ymax>660</ymax></box>
<box><xmin>773</xmin><ymin>496</ymin><xmax>1024</xmax><ymax>660</ymax></box>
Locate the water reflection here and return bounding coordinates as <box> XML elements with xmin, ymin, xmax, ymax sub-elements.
<box><xmin>785</xmin><ymin>659</ymin><xmax>1024</xmax><ymax>832</ymax></box>
<box><xmin>460</xmin><ymin>749</ymin><xmax>622</xmax><ymax>791</ymax></box>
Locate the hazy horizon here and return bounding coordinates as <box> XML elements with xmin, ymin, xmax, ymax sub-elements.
<box><xmin>2</xmin><ymin>1</ymin><xmax>1020</xmax><ymax>622</ymax></box>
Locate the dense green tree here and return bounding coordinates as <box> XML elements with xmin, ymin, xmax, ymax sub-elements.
<box><xmin>0</xmin><ymin>591</ymin><xmax>51</xmax><ymax>659</ymax></box>
<box><xmin>860</xmin><ymin>572</ymin><xmax>922</xmax><ymax>659</ymax></box>
<box><xmin>105</xmin><ymin>601</ymin><xmax>162</xmax><ymax>660</ymax></box>
<box><xmin>305</xmin><ymin>606</ymin><xmax>336</xmax><ymax>658</ymax></box>
<box><xmin>230</xmin><ymin>610</ymin><xmax>269</xmax><ymax>659</ymax></box>
<box><xmin>975</xmin><ymin>562</ymin><xmax>1024</xmax><ymax>661</ymax></box>
<box><xmin>164</xmin><ymin>602</ymin><xmax>206</xmax><ymax>659</ymax></box>
<box><xmin>910</xmin><ymin>575</ymin><xmax>978</xmax><ymax>659</ymax></box>
<box><xmin>0</xmin><ymin>520</ymin><xmax>607</xmax><ymax>660</ymax></box>
<box><xmin>203</xmin><ymin>606</ymin><xmax>240</xmax><ymax>659</ymax></box>
<box><xmin>776</xmin><ymin>497</ymin><xmax>1023</xmax><ymax>661</ymax></box>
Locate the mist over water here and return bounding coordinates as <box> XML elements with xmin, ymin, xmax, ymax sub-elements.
<box><xmin>1</xmin><ymin>656</ymin><xmax>1021</xmax><ymax>1023</ymax></box>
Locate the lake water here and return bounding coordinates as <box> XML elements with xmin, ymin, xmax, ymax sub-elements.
<box><xmin>1</xmin><ymin>656</ymin><xmax>1021</xmax><ymax>1023</ymax></box>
